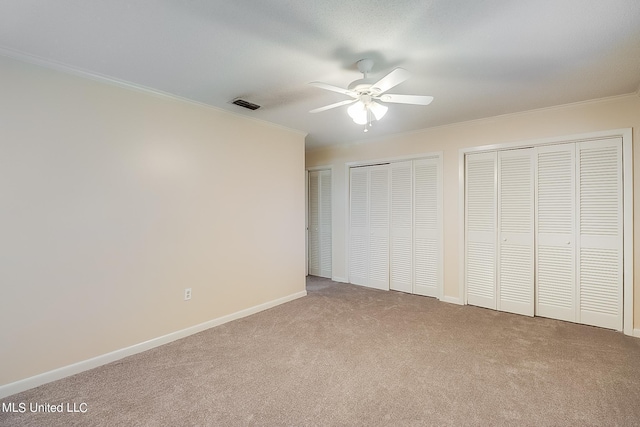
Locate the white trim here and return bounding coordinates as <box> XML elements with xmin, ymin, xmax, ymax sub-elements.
<box><xmin>306</xmin><ymin>165</ymin><xmax>333</xmax><ymax>172</ymax></box>
<box><xmin>332</xmin><ymin>276</ymin><xmax>348</xmax><ymax>283</ymax></box>
<box><xmin>622</xmin><ymin>129</ymin><xmax>634</xmax><ymax>336</ymax></box>
<box><xmin>305</xmin><ymin>169</ymin><xmax>309</xmax><ymax>277</ymax></box>
<box><xmin>345</xmin><ymin>151</ymin><xmax>441</xmax><ymax>169</ymax></box>
<box><xmin>633</xmin><ymin>329</ymin><xmax>640</xmax><ymax>338</ymax></box>
<box><xmin>345</xmin><ymin>163</ymin><xmax>351</xmax><ymax>284</ymax></box>
<box><xmin>458</xmin><ymin>128</ymin><xmax>633</xmax><ymax>335</ymax></box>
<box><xmin>459</xmin><ymin>128</ymin><xmax>631</xmax><ymax>155</ymax></box>
<box><xmin>331</xmin><ymin>165</ymin><xmax>337</xmax><ymax>282</ymax></box>
<box><xmin>0</xmin><ymin>47</ymin><xmax>307</xmax><ymax>138</ymax></box>
<box><xmin>441</xmin><ymin>296</ymin><xmax>463</xmax><ymax>305</ymax></box>
<box><xmin>458</xmin><ymin>149</ymin><xmax>466</xmax><ymax>305</ymax></box>
<box><xmin>0</xmin><ymin>290</ymin><xmax>307</xmax><ymax>399</ymax></box>
<box><xmin>437</xmin><ymin>154</ymin><xmax>445</xmax><ymax>301</ymax></box>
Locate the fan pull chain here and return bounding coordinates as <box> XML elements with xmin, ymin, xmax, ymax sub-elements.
<box><xmin>364</xmin><ymin>107</ymin><xmax>370</xmax><ymax>132</ymax></box>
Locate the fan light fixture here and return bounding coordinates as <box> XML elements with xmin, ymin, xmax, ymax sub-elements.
<box><xmin>309</xmin><ymin>59</ymin><xmax>433</xmax><ymax>133</ymax></box>
<box><xmin>347</xmin><ymin>98</ymin><xmax>388</xmax><ymax>129</ymax></box>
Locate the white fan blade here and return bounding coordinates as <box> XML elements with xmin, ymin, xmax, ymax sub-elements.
<box><xmin>371</xmin><ymin>68</ymin><xmax>410</xmax><ymax>93</ymax></box>
<box><xmin>309</xmin><ymin>99</ymin><xmax>357</xmax><ymax>113</ymax></box>
<box><xmin>309</xmin><ymin>82</ymin><xmax>357</xmax><ymax>97</ymax></box>
<box><xmin>379</xmin><ymin>94</ymin><xmax>434</xmax><ymax>105</ymax></box>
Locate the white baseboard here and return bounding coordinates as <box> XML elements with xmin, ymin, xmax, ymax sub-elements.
<box><xmin>332</xmin><ymin>276</ymin><xmax>348</xmax><ymax>283</ymax></box>
<box><xmin>633</xmin><ymin>329</ymin><xmax>640</xmax><ymax>338</ymax></box>
<box><xmin>0</xmin><ymin>290</ymin><xmax>307</xmax><ymax>399</ymax></box>
<box><xmin>441</xmin><ymin>295</ymin><xmax>463</xmax><ymax>305</ymax></box>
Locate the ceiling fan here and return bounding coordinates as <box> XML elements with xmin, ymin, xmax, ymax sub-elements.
<box><xmin>309</xmin><ymin>59</ymin><xmax>434</xmax><ymax>132</ymax></box>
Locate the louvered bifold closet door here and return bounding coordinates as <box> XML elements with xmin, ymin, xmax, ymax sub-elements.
<box><xmin>414</xmin><ymin>157</ymin><xmax>441</xmax><ymax>297</ymax></box>
<box><xmin>577</xmin><ymin>138</ymin><xmax>623</xmax><ymax>330</ymax></box>
<box><xmin>368</xmin><ymin>165</ymin><xmax>391</xmax><ymax>290</ymax></box>
<box><xmin>308</xmin><ymin>171</ymin><xmax>320</xmax><ymax>277</ymax></box>
<box><xmin>319</xmin><ymin>170</ymin><xmax>332</xmax><ymax>278</ymax></box>
<box><xmin>390</xmin><ymin>161</ymin><xmax>413</xmax><ymax>293</ymax></box>
<box><xmin>497</xmin><ymin>149</ymin><xmax>534</xmax><ymax>316</ymax></box>
<box><xmin>536</xmin><ymin>144</ymin><xmax>576</xmax><ymax>322</ymax></box>
<box><xmin>349</xmin><ymin>168</ymin><xmax>369</xmax><ymax>286</ymax></box>
<box><xmin>466</xmin><ymin>152</ymin><xmax>497</xmax><ymax>309</ymax></box>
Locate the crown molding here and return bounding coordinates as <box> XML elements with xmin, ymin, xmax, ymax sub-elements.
<box><xmin>0</xmin><ymin>47</ymin><xmax>307</xmax><ymax>138</ymax></box>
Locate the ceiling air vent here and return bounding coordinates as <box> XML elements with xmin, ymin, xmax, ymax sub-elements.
<box><xmin>231</xmin><ymin>98</ymin><xmax>261</xmax><ymax>110</ymax></box>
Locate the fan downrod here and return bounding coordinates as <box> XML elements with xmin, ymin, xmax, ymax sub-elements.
<box><xmin>356</xmin><ymin>59</ymin><xmax>374</xmax><ymax>77</ymax></box>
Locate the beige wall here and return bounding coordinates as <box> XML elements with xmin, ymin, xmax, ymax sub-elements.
<box><xmin>0</xmin><ymin>55</ymin><xmax>306</xmax><ymax>386</ymax></box>
<box><xmin>306</xmin><ymin>94</ymin><xmax>640</xmax><ymax>330</ymax></box>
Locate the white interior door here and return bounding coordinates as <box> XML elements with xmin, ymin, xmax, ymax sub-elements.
<box><xmin>390</xmin><ymin>161</ymin><xmax>413</xmax><ymax>293</ymax></box>
<box><xmin>536</xmin><ymin>143</ymin><xmax>576</xmax><ymax>322</ymax></box>
<box><xmin>577</xmin><ymin>138</ymin><xmax>623</xmax><ymax>330</ymax></box>
<box><xmin>497</xmin><ymin>148</ymin><xmax>534</xmax><ymax>316</ymax></box>
<box><xmin>368</xmin><ymin>165</ymin><xmax>390</xmax><ymax>290</ymax></box>
<box><xmin>349</xmin><ymin>164</ymin><xmax>390</xmax><ymax>290</ymax></box>
<box><xmin>308</xmin><ymin>170</ymin><xmax>332</xmax><ymax>279</ymax></box>
<box><xmin>354</xmin><ymin>157</ymin><xmax>442</xmax><ymax>296</ymax></box>
<box><xmin>349</xmin><ymin>167</ymin><xmax>369</xmax><ymax>286</ymax></box>
<box><xmin>319</xmin><ymin>170</ymin><xmax>332</xmax><ymax>278</ymax></box>
<box><xmin>308</xmin><ymin>171</ymin><xmax>320</xmax><ymax>277</ymax></box>
<box><xmin>464</xmin><ymin>137</ymin><xmax>626</xmax><ymax>331</ymax></box>
<box><xmin>465</xmin><ymin>152</ymin><xmax>497</xmax><ymax>309</ymax></box>
<box><xmin>414</xmin><ymin>157</ymin><xmax>441</xmax><ymax>298</ymax></box>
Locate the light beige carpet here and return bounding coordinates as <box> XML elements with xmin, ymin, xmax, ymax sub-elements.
<box><xmin>2</xmin><ymin>276</ymin><xmax>640</xmax><ymax>426</ymax></box>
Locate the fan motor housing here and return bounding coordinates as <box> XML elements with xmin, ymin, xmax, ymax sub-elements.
<box><xmin>348</xmin><ymin>78</ymin><xmax>378</xmax><ymax>93</ymax></box>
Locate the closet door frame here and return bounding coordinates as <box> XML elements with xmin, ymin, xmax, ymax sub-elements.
<box><xmin>458</xmin><ymin>128</ymin><xmax>633</xmax><ymax>335</ymax></box>
<box><xmin>345</xmin><ymin>152</ymin><xmax>443</xmax><ymax>298</ymax></box>
<box><xmin>306</xmin><ymin>165</ymin><xmax>333</xmax><ymax>279</ymax></box>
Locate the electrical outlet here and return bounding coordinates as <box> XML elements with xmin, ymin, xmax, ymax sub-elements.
<box><xmin>184</xmin><ymin>288</ymin><xmax>192</xmax><ymax>301</ymax></box>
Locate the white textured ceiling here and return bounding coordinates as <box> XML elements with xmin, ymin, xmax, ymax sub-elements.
<box><xmin>1</xmin><ymin>0</ymin><xmax>639</xmax><ymax>149</ymax></box>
